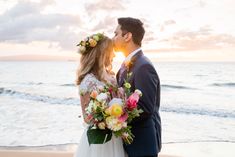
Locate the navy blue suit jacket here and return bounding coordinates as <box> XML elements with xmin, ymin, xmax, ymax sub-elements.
<box><xmin>117</xmin><ymin>50</ymin><xmax>162</xmax><ymax>156</ymax></box>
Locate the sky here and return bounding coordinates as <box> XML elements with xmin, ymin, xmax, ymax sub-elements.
<box><xmin>0</xmin><ymin>0</ymin><xmax>235</xmax><ymax>61</ymax></box>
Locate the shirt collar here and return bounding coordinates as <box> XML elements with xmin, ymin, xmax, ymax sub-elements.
<box><xmin>124</xmin><ymin>48</ymin><xmax>141</xmax><ymax>63</ymax></box>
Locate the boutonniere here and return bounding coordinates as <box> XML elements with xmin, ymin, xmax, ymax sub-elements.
<box><xmin>124</xmin><ymin>59</ymin><xmax>133</xmax><ymax>72</ymax></box>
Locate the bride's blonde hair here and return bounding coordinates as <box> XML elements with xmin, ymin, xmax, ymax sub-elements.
<box><xmin>76</xmin><ymin>35</ymin><xmax>114</xmax><ymax>85</ymax></box>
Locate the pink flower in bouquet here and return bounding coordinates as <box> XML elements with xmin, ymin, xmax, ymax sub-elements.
<box><xmin>85</xmin><ymin>114</ymin><xmax>94</xmax><ymax>122</ymax></box>
<box><xmin>118</xmin><ymin>113</ymin><xmax>128</xmax><ymax>122</ymax></box>
<box><xmin>108</xmin><ymin>87</ymin><xmax>113</xmax><ymax>93</ymax></box>
<box><xmin>126</xmin><ymin>89</ymin><xmax>142</xmax><ymax>110</ymax></box>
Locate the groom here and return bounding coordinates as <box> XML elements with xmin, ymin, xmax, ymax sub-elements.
<box><xmin>113</xmin><ymin>17</ymin><xmax>162</xmax><ymax>157</ymax></box>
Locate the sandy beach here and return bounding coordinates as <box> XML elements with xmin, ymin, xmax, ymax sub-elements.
<box><xmin>0</xmin><ymin>144</ymin><xmax>178</xmax><ymax>157</ymax></box>
<box><xmin>1</xmin><ymin>142</ymin><xmax>234</xmax><ymax>157</ymax></box>
<box><xmin>0</xmin><ymin>150</ymin><xmax>178</xmax><ymax>157</ymax></box>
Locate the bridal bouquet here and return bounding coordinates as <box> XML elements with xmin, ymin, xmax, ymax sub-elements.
<box><xmin>85</xmin><ymin>77</ymin><xmax>143</xmax><ymax>145</ymax></box>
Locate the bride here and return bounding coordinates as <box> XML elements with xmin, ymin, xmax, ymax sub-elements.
<box><xmin>74</xmin><ymin>33</ymin><xmax>125</xmax><ymax>157</ymax></box>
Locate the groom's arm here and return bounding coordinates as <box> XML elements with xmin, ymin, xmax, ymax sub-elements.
<box><xmin>134</xmin><ymin>64</ymin><xmax>159</xmax><ymax>120</ymax></box>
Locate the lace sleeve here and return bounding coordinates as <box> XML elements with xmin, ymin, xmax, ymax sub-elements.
<box><xmin>79</xmin><ymin>74</ymin><xmax>105</xmax><ymax>95</ymax></box>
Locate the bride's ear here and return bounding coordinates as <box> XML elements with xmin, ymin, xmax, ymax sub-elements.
<box><xmin>124</xmin><ymin>32</ymin><xmax>132</xmax><ymax>42</ymax></box>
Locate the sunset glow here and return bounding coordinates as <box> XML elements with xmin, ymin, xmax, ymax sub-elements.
<box><xmin>113</xmin><ymin>51</ymin><xmax>125</xmax><ymax>62</ymax></box>
<box><xmin>0</xmin><ymin>0</ymin><xmax>235</xmax><ymax>61</ymax></box>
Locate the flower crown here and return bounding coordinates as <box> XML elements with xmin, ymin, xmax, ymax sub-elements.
<box><xmin>77</xmin><ymin>33</ymin><xmax>105</xmax><ymax>54</ymax></box>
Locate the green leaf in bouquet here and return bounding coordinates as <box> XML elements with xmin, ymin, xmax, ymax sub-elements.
<box><xmin>93</xmin><ymin>113</ymin><xmax>103</xmax><ymax>121</ymax></box>
<box><xmin>93</xmin><ymin>106</ymin><xmax>105</xmax><ymax>121</ymax></box>
<box><xmin>127</xmin><ymin>108</ymin><xmax>143</xmax><ymax>123</ymax></box>
<box><xmin>87</xmin><ymin>127</ymin><xmax>112</xmax><ymax>145</ymax></box>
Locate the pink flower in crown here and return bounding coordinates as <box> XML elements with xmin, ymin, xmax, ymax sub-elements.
<box><xmin>126</xmin><ymin>89</ymin><xmax>142</xmax><ymax>111</ymax></box>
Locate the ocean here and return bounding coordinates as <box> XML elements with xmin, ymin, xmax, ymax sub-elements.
<box><xmin>0</xmin><ymin>61</ymin><xmax>235</xmax><ymax>148</ymax></box>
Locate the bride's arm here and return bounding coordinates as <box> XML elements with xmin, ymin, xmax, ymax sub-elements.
<box><xmin>80</xmin><ymin>93</ymin><xmax>90</xmax><ymax>124</ymax></box>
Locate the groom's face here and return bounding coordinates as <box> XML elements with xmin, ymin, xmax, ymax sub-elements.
<box><xmin>113</xmin><ymin>25</ymin><xmax>126</xmax><ymax>53</ymax></box>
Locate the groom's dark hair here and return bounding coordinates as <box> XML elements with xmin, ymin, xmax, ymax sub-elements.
<box><xmin>118</xmin><ymin>17</ymin><xmax>145</xmax><ymax>46</ymax></box>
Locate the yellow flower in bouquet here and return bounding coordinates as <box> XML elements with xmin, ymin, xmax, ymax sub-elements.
<box><xmin>106</xmin><ymin>98</ymin><xmax>123</xmax><ymax>117</ymax></box>
<box><xmin>109</xmin><ymin>104</ymin><xmax>123</xmax><ymax>117</ymax></box>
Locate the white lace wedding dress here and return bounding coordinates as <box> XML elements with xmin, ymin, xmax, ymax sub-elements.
<box><xmin>74</xmin><ymin>73</ymin><xmax>125</xmax><ymax>157</ymax></box>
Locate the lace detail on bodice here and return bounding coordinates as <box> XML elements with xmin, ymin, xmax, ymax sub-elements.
<box><xmin>79</xmin><ymin>73</ymin><xmax>105</xmax><ymax>95</ymax></box>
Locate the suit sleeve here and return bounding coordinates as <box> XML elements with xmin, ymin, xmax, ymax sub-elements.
<box><xmin>134</xmin><ymin>64</ymin><xmax>159</xmax><ymax>119</ymax></box>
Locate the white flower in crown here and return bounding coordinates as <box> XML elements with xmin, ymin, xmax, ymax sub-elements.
<box><xmin>79</xmin><ymin>46</ymin><xmax>86</xmax><ymax>54</ymax></box>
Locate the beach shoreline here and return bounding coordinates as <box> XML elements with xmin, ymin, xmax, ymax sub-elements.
<box><xmin>0</xmin><ymin>144</ymin><xmax>178</xmax><ymax>157</ymax></box>
<box><xmin>0</xmin><ymin>142</ymin><xmax>234</xmax><ymax>157</ymax></box>
<box><xmin>0</xmin><ymin>150</ymin><xmax>178</xmax><ymax>157</ymax></box>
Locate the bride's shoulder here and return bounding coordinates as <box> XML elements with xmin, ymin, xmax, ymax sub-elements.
<box><xmin>81</xmin><ymin>73</ymin><xmax>96</xmax><ymax>83</ymax></box>
<box><xmin>79</xmin><ymin>73</ymin><xmax>104</xmax><ymax>95</ymax></box>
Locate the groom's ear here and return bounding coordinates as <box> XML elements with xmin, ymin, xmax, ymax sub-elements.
<box><xmin>124</xmin><ymin>32</ymin><xmax>132</xmax><ymax>42</ymax></box>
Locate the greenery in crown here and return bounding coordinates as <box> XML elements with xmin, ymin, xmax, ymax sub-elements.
<box><xmin>77</xmin><ymin>33</ymin><xmax>104</xmax><ymax>54</ymax></box>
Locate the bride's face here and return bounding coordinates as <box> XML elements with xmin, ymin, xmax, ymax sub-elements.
<box><xmin>106</xmin><ymin>51</ymin><xmax>115</xmax><ymax>66</ymax></box>
<box><xmin>105</xmin><ymin>44</ymin><xmax>115</xmax><ymax>67</ymax></box>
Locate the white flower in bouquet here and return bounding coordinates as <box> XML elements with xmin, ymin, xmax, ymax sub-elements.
<box><xmin>97</xmin><ymin>122</ymin><xmax>106</xmax><ymax>130</ymax></box>
<box><xmin>86</xmin><ymin>101</ymin><xmax>95</xmax><ymax>113</ymax></box>
<box><xmin>96</xmin><ymin>92</ymin><xmax>108</xmax><ymax>102</ymax></box>
<box><xmin>134</xmin><ymin>89</ymin><xmax>142</xmax><ymax>96</ymax></box>
<box><xmin>106</xmin><ymin>116</ymin><xmax>123</xmax><ymax>131</ymax></box>
<box><xmin>97</xmin><ymin>85</ymin><xmax>104</xmax><ymax>91</ymax></box>
<box><xmin>122</xmin><ymin>122</ymin><xmax>127</xmax><ymax>128</ymax></box>
<box><xmin>108</xmin><ymin>98</ymin><xmax>123</xmax><ymax>107</ymax></box>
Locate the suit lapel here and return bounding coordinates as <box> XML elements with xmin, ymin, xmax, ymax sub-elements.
<box><xmin>119</xmin><ymin>69</ymin><xmax>127</xmax><ymax>86</ymax></box>
<box><xmin>119</xmin><ymin>50</ymin><xmax>143</xmax><ymax>86</ymax></box>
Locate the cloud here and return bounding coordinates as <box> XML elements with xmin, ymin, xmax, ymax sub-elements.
<box><xmin>91</xmin><ymin>16</ymin><xmax>116</xmax><ymax>33</ymax></box>
<box><xmin>160</xmin><ymin>19</ymin><xmax>176</xmax><ymax>32</ymax></box>
<box><xmin>85</xmin><ymin>0</ymin><xmax>125</xmax><ymax>14</ymax></box>
<box><xmin>157</xmin><ymin>26</ymin><xmax>235</xmax><ymax>52</ymax></box>
<box><xmin>198</xmin><ymin>0</ymin><xmax>207</xmax><ymax>8</ymax></box>
<box><xmin>0</xmin><ymin>0</ymin><xmax>82</xmax><ymax>50</ymax></box>
<box><xmin>83</xmin><ymin>0</ymin><xmax>127</xmax><ymax>33</ymax></box>
<box><xmin>174</xmin><ymin>0</ymin><xmax>207</xmax><ymax>13</ymax></box>
<box><xmin>164</xmin><ymin>20</ymin><xmax>176</xmax><ymax>25</ymax></box>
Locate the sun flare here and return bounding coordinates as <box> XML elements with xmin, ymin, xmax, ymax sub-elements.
<box><xmin>113</xmin><ymin>51</ymin><xmax>125</xmax><ymax>62</ymax></box>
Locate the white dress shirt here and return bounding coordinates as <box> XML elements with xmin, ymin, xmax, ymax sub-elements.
<box><xmin>123</xmin><ymin>48</ymin><xmax>142</xmax><ymax>64</ymax></box>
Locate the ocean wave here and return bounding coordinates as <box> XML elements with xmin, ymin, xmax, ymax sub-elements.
<box><xmin>0</xmin><ymin>87</ymin><xmax>79</xmax><ymax>105</ymax></box>
<box><xmin>161</xmin><ymin>84</ymin><xmax>196</xmax><ymax>90</ymax></box>
<box><xmin>60</xmin><ymin>84</ymin><xmax>76</xmax><ymax>87</ymax></box>
<box><xmin>1</xmin><ymin>140</ymin><xmax>235</xmax><ymax>148</ymax></box>
<box><xmin>0</xmin><ymin>143</ymin><xmax>77</xmax><ymax>150</ymax></box>
<box><xmin>164</xmin><ymin>140</ymin><xmax>235</xmax><ymax>144</ymax></box>
<box><xmin>28</xmin><ymin>82</ymin><xmax>43</xmax><ymax>85</ymax></box>
<box><xmin>194</xmin><ymin>74</ymin><xmax>207</xmax><ymax>77</ymax></box>
<box><xmin>211</xmin><ymin>83</ymin><xmax>235</xmax><ymax>87</ymax></box>
<box><xmin>161</xmin><ymin>106</ymin><xmax>235</xmax><ymax>119</ymax></box>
